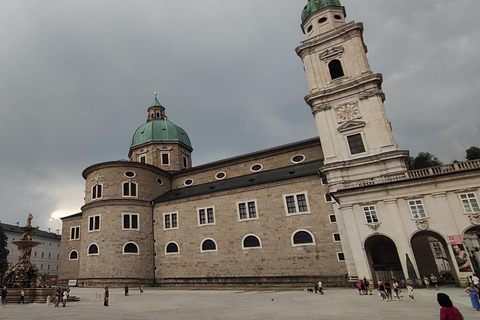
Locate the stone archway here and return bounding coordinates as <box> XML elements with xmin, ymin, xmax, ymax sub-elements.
<box><xmin>411</xmin><ymin>231</ymin><xmax>455</xmax><ymax>284</ymax></box>
<box><xmin>462</xmin><ymin>226</ymin><xmax>480</xmax><ymax>275</ymax></box>
<box><xmin>364</xmin><ymin>235</ymin><xmax>404</xmax><ymax>283</ymax></box>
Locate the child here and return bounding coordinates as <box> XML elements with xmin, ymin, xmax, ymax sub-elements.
<box><xmin>406</xmin><ymin>284</ymin><xmax>414</xmax><ymax>301</ymax></box>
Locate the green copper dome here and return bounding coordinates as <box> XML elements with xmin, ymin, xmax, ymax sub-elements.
<box><xmin>301</xmin><ymin>0</ymin><xmax>342</xmax><ymax>22</ymax></box>
<box><xmin>130</xmin><ymin>119</ymin><xmax>192</xmax><ymax>149</ymax></box>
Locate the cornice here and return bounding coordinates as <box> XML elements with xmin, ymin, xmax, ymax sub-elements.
<box><xmin>81</xmin><ymin>198</ymin><xmax>152</xmax><ymax>212</ymax></box>
<box><xmin>306</xmin><ymin>73</ymin><xmax>383</xmax><ymax>108</ymax></box>
<box><xmin>296</xmin><ymin>22</ymin><xmax>364</xmax><ymax>58</ymax></box>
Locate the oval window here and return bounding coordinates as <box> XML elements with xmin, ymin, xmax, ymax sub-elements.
<box><xmin>292</xmin><ymin>155</ymin><xmax>306</xmax><ymax>163</ymax></box>
<box><xmin>125</xmin><ymin>171</ymin><xmax>136</xmax><ymax>178</ymax></box>
<box><xmin>184</xmin><ymin>179</ymin><xmax>194</xmax><ymax>186</ymax></box>
<box><xmin>318</xmin><ymin>17</ymin><xmax>327</xmax><ymax>23</ymax></box>
<box><xmin>334</xmin><ymin>14</ymin><xmax>342</xmax><ymax>20</ymax></box>
<box><xmin>215</xmin><ymin>172</ymin><xmax>226</xmax><ymax>180</ymax></box>
<box><xmin>250</xmin><ymin>164</ymin><xmax>263</xmax><ymax>172</ymax></box>
<box><xmin>156</xmin><ymin>178</ymin><xmax>163</xmax><ymax>185</ymax></box>
<box><xmin>307</xmin><ymin>25</ymin><xmax>313</xmax><ymax>32</ymax></box>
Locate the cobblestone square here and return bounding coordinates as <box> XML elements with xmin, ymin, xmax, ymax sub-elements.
<box><xmin>0</xmin><ymin>286</ymin><xmax>478</xmax><ymax>320</ymax></box>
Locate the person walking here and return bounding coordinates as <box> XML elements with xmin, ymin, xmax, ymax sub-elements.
<box><xmin>363</xmin><ymin>278</ymin><xmax>372</xmax><ymax>295</ymax></box>
<box><xmin>437</xmin><ymin>293</ymin><xmax>464</xmax><ymax>320</ymax></box>
<box><xmin>124</xmin><ymin>284</ymin><xmax>129</xmax><ymax>296</ymax></box>
<box><xmin>317</xmin><ymin>281</ymin><xmax>324</xmax><ymax>295</ymax></box>
<box><xmin>465</xmin><ymin>283</ymin><xmax>480</xmax><ymax>311</ymax></box>
<box><xmin>406</xmin><ymin>284</ymin><xmax>415</xmax><ymax>301</ymax></box>
<box><xmin>62</xmin><ymin>289</ymin><xmax>68</xmax><ymax>307</ymax></box>
<box><xmin>431</xmin><ymin>273</ymin><xmax>439</xmax><ymax>290</ymax></box>
<box><xmin>18</xmin><ymin>289</ymin><xmax>25</xmax><ymax>304</ymax></box>
<box><xmin>423</xmin><ymin>276</ymin><xmax>431</xmax><ymax>290</ymax></box>
<box><xmin>393</xmin><ymin>281</ymin><xmax>400</xmax><ymax>300</ymax></box>
<box><xmin>140</xmin><ymin>284</ymin><xmax>144</xmax><ymax>295</ymax></box>
<box><xmin>1</xmin><ymin>287</ymin><xmax>7</xmax><ymax>307</ymax></box>
<box><xmin>54</xmin><ymin>288</ymin><xmax>61</xmax><ymax>307</ymax></box>
<box><xmin>104</xmin><ymin>286</ymin><xmax>109</xmax><ymax>306</ymax></box>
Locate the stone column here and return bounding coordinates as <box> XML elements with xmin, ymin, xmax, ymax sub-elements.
<box><xmin>338</xmin><ymin>204</ymin><xmax>370</xmax><ymax>279</ymax></box>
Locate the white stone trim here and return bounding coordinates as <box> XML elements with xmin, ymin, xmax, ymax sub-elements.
<box><xmin>291</xmin><ymin>229</ymin><xmax>316</xmax><ymax>247</ymax></box>
<box><xmin>283</xmin><ymin>191</ymin><xmax>311</xmax><ymax>216</ymax></box>
<box><xmin>68</xmin><ymin>250</ymin><xmax>79</xmax><ymax>261</ymax></box>
<box><xmin>123</xmin><ymin>242</ymin><xmax>139</xmax><ymax>255</ymax></box>
<box><xmin>163</xmin><ymin>212</ymin><xmax>179</xmax><ymax>230</ymax></box>
<box><xmin>165</xmin><ymin>241</ymin><xmax>180</xmax><ymax>255</ymax></box>
<box><xmin>197</xmin><ymin>206</ymin><xmax>216</xmax><ymax>226</ymax></box>
<box><xmin>241</xmin><ymin>234</ymin><xmax>262</xmax><ymax>250</ymax></box>
<box><xmin>236</xmin><ymin>200</ymin><xmax>259</xmax><ymax>222</ymax></box>
<box><xmin>200</xmin><ymin>238</ymin><xmax>218</xmax><ymax>253</ymax></box>
<box><xmin>122</xmin><ymin>213</ymin><xmax>140</xmax><ymax>231</ymax></box>
<box><xmin>87</xmin><ymin>243</ymin><xmax>99</xmax><ymax>256</ymax></box>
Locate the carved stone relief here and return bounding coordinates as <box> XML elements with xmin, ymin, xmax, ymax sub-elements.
<box><xmin>311</xmin><ymin>103</ymin><xmax>331</xmax><ymax>115</ymax></box>
<box><xmin>468</xmin><ymin>213</ymin><xmax>480</xmax><ymax>226</ymax></box>
<box><xmin>367</xmin><ymin>223</ymin><xmax>381</xmax><ymax>232</ymax></box>
<box><xmin>91</xmin><ymin>171</ymin><xmax>104</xmax><ymax>183</ymax></box>
<box><xmin>319</xmin><ymin>46</ymin><xmax>344</xmax><ymax>62</ymax></box>
<box><xmin>415</xmin><ymin>219</ymin><xmax>429</xmax><ymax>231</ymax></box>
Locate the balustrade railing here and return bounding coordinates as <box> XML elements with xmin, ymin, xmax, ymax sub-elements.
<box><xmin>339</xmin><ymin>159</ymin><xmax>480</xmax><ymax>190</ymax></box>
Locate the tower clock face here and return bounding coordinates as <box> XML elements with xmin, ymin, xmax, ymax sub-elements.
<box><xmin>335</xmin><ymin>103</ymin><xmax>361</xmax><ymax>123</ymax></box>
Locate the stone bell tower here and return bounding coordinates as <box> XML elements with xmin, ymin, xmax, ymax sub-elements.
<box><xmin>296</xmin><ymin>0</ymin><xmax>408</xmax><ymax>191</ymax></box>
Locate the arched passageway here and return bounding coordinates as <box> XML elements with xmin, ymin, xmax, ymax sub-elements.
<box><xmin>411</xmin><ymin>231</ymin><xmax>455</xmax><ymax>284</ymax></box>
<box><xmin>462</xmin><ymin>226</ymin><xmax>480</xmax><ymax>275</ymax></box>
<box><xmin>364</xmin><ymin>235</ymin><xmax>403</xmax><ymax>283</ymax></box>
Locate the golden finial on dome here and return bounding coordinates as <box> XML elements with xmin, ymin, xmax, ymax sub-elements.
<box><xmin>154</xmin><ymin>89</ymin><xmax>157</xmax><ymax>97</ymax></box>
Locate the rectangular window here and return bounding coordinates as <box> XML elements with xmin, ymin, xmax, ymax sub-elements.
<box><xmin>92</xmin><ymin>184</ymin><xmax>102</xmax><ymax>200</ymax></box>
<box><xmin>333</xmin><ymin>233</ymin><xmax>341</xmax><ymax>242</ymax></box>
<box><xmin>41</xmin><ymin>252</ymin><xmax>44</xmax><ymax>258</ymax></box>
<box><xmin>363</xmin><ymin>206</ymin><xmax>378</xmax><ymax>224</ymax></box>
<box><xmin>347</xmin><ymin>133</ymin><xmax>366</xmax><ymax>155</ymax></box>
<box><xmin>198</xmin><ymin>207</ymin><xmax>215</xmax><ymax>225</ymax></box>
<box><xmin>123</xmin><ymin>214</ymin><xmax>139</xmax><ymax>230</ymax></box>
<box><xmin>329</xmin><ymin>214</ymin><xmax>337</xmax><ymax>223</ymax></box>
<box><xmin>238</xmin><ymin>201</ymin><xmax>258</xmax><ymax>220</ymax></box>
<box><xmin>183</xmin><ymin>155</ymin><xmax>188</xmax><ymax>169</ymax></box>
<box><xmin>432</xmin><ymin>242</ymin><xmax>442</xmax><ymax>253</ymax></box>
<box><xmin>123</xmin><ymin>182</ymin><xmax>137</xmax><ymax>197</ymax></box>
<box><xmin>70</xmin><ymin>226</ymin><xmax>80</xmax><ymax>240</ymax></box>
<box><xmin>337</xmin><ymin>252</ymin><xmax>345</xmax><ymax>261</ymax></box>
<box><xmin>139</xmin><ymin>154</ymin><xmax>146</xmax><ymax>164</ymax></box>
<box><xmin>284</xmin><ymin>192</ymin><xmax>310</xmax><ymax>214</ymax></box>
<box><xmin>409</xmin><ymin>200</ymin><xmax>427</xmax><ymax>219</ymax></box>
<box><xmin>164</xmin><ymin>212</ymin><xmax>178</xmax><ymax>230</ymax></box>
<box><xmin>161</xmin><ymin>152</ymin><xmax>170</xmax><ymax>165</ymax></box>
<box><xmin>88</xmin><ymin>215</ymin><xmax>101</xmax><ymax>231</ymax></box>
<box><xmin>321</xmin><ymin>177</ymin><xmax>328</xmax><ymax>186</ymax></box>
<box><xmin>325</xmin><ymin>193</ymin><xmax>333</xmax><ymax>203</ymax></box>
<box><xmin>460</xmin><ymin>193</ymin><xmax>479</xmax><ymax>213</ymax></box>
<box><xmin>48</xmin><ymin>253</ymin><xmax>51</xmax><ymax>258</ymax></box>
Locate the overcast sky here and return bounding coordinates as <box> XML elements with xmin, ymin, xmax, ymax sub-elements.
<box><xmin>0</xmin><ymin>0</ymin><xmax>479</xmax><ymax>233</ymax></box>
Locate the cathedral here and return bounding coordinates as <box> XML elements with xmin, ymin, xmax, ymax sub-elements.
<box><xmin>59</xmin><ymin>0</ymin><xmax>480</xmax><ymax>287</ymax></box>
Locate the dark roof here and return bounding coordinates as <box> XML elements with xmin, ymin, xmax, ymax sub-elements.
<box><xmin>0</xmin><ymin>222</ymin><xmax>61</xmax><ymax>240</ymax></box>
<box><xmin>154</xmin><ymin>159</ymin><xmax>323</xmax><ymax>203</ymax></box>
<box><xmin>173</xmin><ymin>137</ymin><xmax>320</xmax><ymax>176</ymax></box>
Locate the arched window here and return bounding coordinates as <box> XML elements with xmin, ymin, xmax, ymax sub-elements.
<box><xmin>201</xmin><ymin>239</ymin><xmax>217</xmax><ymax>252</ymax></box>
<box><xmin>328</xmin><ymin>59</ymin><xmax>344</xmax><ymax>80</ymax></box>
<box><xmin>69</xmin><ymin>250</ymin><xmax>78</xmax><ymax>260</ymax></box>
<box><xmin>292</xmin><ymin>230</ymin><xmax>315</xmax><ymax>246</ymax></box>
<box><xmin>242</xmin><ymin>235</ymin><xmax>262</xmax><ymax>249</ymax></box>
<box><xmin>88</xmin><ymin>244</ymin><xmax>99</xmax><ymax>255</ymax></box>
<box><xmin>123</xmin><ymin>181</ymin><xmax>138</xmax><ymax>197</ymax></box>
<box><xmin>166</xmin><ymin>242</ymin><xmax>179</xmax><ymax>254</ymax></box>
<box><xmin>123</xmin><ymin>242</ymin><xmax>139</xmax><ymax>254</ymax></box>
